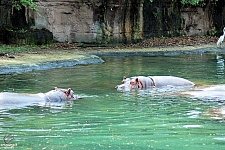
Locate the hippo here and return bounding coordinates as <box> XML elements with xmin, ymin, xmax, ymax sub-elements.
<box><xmin>115</xmin><ymin>76</ymin><xmax>195</xmax><ymax>91</ymax></box>
<box><xmin>0</xmin><ymin>87</ymin><xmax>81</xmax><ymax>110</ymax></box>
<box><xmin>203</xmin><ymin>105</ymin><xmax>225</xmax><ymax>120</ymax></box>
<box><xmin>181</xmin><ymin>84</ymin><xmax>225</xmax><ymax>101</ymax></box>
<box><xmin>181</xmin><ymin>84</ymin><xmax>225</xmax><ymax>119</ymax></box>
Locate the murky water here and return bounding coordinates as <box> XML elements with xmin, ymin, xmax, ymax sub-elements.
<box><xmin>0</xmin><ymin>52</ymin><xmax>225</xmax><ymax>149</ymax></box>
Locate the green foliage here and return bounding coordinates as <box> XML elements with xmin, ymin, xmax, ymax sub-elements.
<box><xmin>0</xmin><ymin>45</ymin><xmax>32</xmax><ymax>53</ymax></box>
<box><xmin>209</xmin><ymin>28</ymin><xmax>217</xmax><ymax>36</ymax></box>
<box><xmin>6</xmin><ymin>28</ymin><xmax>14</xmax><ymax>32</ymax></box>
<box><xmin>12</xmin><ymin>0</ymin><xmax>38</xmax><ymax>11</ymax></box>
<box><xmin>180</xmin><ymin>0</ymin><xmax>204</xmax><ymax>5</ymax></box>
<box><xmin>12</xmin><ymin>0</ymin><xmax>43</xmax><ymax>17</ymax></box>
<box><xmin>18</xmin><ymin>28</ymin><xmax>27</xmax><ymax>33</ymax></box>
<box><xmin>148</xmin><ymin>0</ymin><xmax>217</xmax><ymax>6</ymax></box>
<box><xmin>78</xmin><ymin>42</ymin><xmax>83</xmax><ymax>47</ymax></box>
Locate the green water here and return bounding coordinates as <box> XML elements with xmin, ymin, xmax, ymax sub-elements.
<box><xmin>0</xmin><ymin>53</ymin><xmax>225</xmax><ymax>150</ymax></box>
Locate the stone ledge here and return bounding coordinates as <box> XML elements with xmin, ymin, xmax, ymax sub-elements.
<box><xmin>0</xmin><ymin>54</ymin><xmax>104</xmax><ymax>74</ymax></box>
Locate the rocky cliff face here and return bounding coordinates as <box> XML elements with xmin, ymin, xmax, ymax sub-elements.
<box><xmin>0</xmin><ymin>0</ymin><xmax>225</xmax><ymax>44</ymax></box>
<box><xmin>30</xmin><ymin>0</ymin><xmax>143</xmax><ymax>43</ymax></box>
<box><xmin>143</xmin><ymin>0</ymin><xmax>224</xmax><ymax>38</ymax></box>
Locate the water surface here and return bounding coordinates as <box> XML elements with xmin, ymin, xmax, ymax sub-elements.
<box><xmin>0</xmin><ymin>51</ymin><xmax>225</xmax><ymax>149</ymax></box>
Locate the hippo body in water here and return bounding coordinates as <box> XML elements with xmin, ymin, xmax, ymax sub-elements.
<box><xmin>0</xmin><ymin>87</ymin><xmax>80</xmax><ymax>110</ymax></box>
<box><xmin>115</xmin><ymin>76</ymin><xmax>194</xmax><ymax>91</ymax></box>
<box><xmin>181</xmin><ymin>84</ymin><xmax>225</xmax><ymax>119</ymax></box>
<box><xmin>181</xmin><ymin>84</ymin><xmax>225</xmax><ymax>101</ymax></box>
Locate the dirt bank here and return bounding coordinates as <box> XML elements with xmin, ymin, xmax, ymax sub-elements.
<box><xmin>0</xmin><ymin>43</ymin><xmax>218</xmax><ymax>66</ymax></box>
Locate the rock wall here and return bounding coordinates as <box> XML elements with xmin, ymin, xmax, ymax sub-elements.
<box><xmin>0</xmin><ymin>0</ymin><xmax>12</xmax><ymax>43</ymax></box>
<box><xmin>211</xmin><ymin>0</ymin><xmax>225</xmax><ymax>36</ymax></box>
<box><xmin>143</xmin><ymin>0</ymin><xmax>183</xmax><ymax>38</ymax></box>
<box><xmin>181</xmin><ymin>0</ymin><xmax>225</xmax><ymax>36</ymax></box>
<box><xmin>31</xmin><ymin>0</ymin><xmax>143</xmax><ymax>43</ymax></box>
<box><xmin>142</xmin><ymin>0</ymin><xmax>223</xmax><ymax>38</ymax></box>
<box><xmin>181</xmin><ymin>4</ymin><xmax>213</xmax><ymax>36</ymax></box>
<box><xmin>0</xmin><ymin>0</ymin><xmax>225</xmax><ymax>44</ymax></box>
<box><xmin>0</xmin><ymin>0</ymin><xmax>12</xmax><ymax>29</ymax></box>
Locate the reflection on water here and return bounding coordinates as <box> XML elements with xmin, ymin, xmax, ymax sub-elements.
<box><xmin>216</xmin><ymin>54</ymin><xmax>224</xmax><ymax>78</ymax></box>
<box><xmin>0</xmin><ymin>52</ymin><xmax>225</xmax><ymax>149</ymax></box>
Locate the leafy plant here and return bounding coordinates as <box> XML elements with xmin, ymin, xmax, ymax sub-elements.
<box><xmin>78</xmin><ymin>42</ymin><xmax>83</xmax><ymax>47</ymax></box>
<box><xmin>208</xmin><ymin>28</ymin><xmax>217</xmax><ymax>36</ymax></box>
<box><xmin>180</xmin><ymin>0</ymin><xmax>204</xmax><ymax>5</ymax></box>
<box><xmin>18</xmin><ymin>28</ymin><xmax>27</xmax><ymax>33</ymax></box>
<box><xmin>148</xmin><ymin>0</ymin><xmax>218</xmax><ymax>6</ymax></box>
<box><xmin>6</xmin><ymin>28</ymin><xmax>14</xmax><ymax>32</ymax></box>
<box><xmin>12</xmin><ymin>0</ymin><xmax>43</xmax><ymax>18</ymax></box>
<box><xmin>12</xmin><ymin>0</ymin><xmax>38</xmax><ymax>11</ymax></box>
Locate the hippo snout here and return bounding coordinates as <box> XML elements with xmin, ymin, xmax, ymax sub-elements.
<box><xmin>115</xmin><ymin>85</ymin><xmax>125</xmax><ymax>89</ymax></box>
<box><xmin>115</xmin><ymin>84</ymin><xmax>128</xmax><ymax>91</ymax></box>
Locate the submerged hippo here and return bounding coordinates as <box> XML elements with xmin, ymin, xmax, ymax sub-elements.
<box><xmin>181</xmin><ymin>84</ymin><xmax>225</xmax><ymax>119</ymax></box>
<box><xmin>0</xmin><ymin>87</ymin><xmax>81</xmax><ymax>110</ymax></box>
<box><xmin>181</xmin><ymin>84</ymin><xmax>225</xmax><ymax>101</ymax></box>
<box><xmin>115</xmin><ymin>76</ymin><xmax>194</xmax><ymax>91</ymax></box>
<box><xmin>203</xmin><ymin>105</ymin><xmax>225</xmax><ymax>120</ymax></box>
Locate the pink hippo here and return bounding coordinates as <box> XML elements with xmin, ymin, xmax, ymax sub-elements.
<box><xmin>181</xmin><ymin>84</ymin><xmax>225</xmax><ymax>119</ymax></box>
<box><xmin>0</xmin><ymin>87</ymin><xmax>81</xmax><ymax>110</ymax></box>
<box><xmin>181</xmin><ymin>84</ymin><xmax>225</xmax><ymax>101</ymax></box>
<box><xmin>115</xmin><ymin>76</ymin><xmax>194</xmax><ymax>91</ymax></box>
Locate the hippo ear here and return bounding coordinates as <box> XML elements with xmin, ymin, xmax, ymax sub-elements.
<box><xmin>67</xmin><ymin>88</ymin><xmax>71</xmax><ymax>95</ymax></box>
<box><xmin>122</xmin><ymin>76</ymin><xmax>127</xmax><ymax>83</ymax></box>
<box><xmin>65</xmin><ymin>88</ymin><xmax>71</xmax><ymax>96</ymax></box>
<box><xmin>135</xmin><ymin>78</ymin><xmax>139</xmax><ymax>82</ymax></box>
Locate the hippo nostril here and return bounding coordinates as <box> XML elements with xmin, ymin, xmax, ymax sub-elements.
<box><xmin>115</xmin><ymin>85</ymin><xmax>118</xmax><ymax>89</ymax></box>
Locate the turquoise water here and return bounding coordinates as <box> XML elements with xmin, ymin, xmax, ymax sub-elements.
<box><xmin>0</xmin><ymin>52</ymin><xmax>225</xmax><ymax>149</ymax></box>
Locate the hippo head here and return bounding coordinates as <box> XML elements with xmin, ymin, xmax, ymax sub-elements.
<box><xmin>129</xmin><ymin>78</ymin><xmax>139</xmax><ymax>89</ymax></box>
<box><xmin>54</xmin><ymin>87</ymin><xmax>75</xmax><ymax>100</ymax></box>
<box><xmin>44</xmin><ymin>87</ymin><xmax>80</xmax><ymax>102</ymax></box>
<box><xmin>115</xmin><ymin>77</ymin><xmax>130</xmax><ymax>91</ymax></box>
<box><xmin>115</xmin><ymin>77</ymin><xmax>138</xmax><ymax>91</ymax></box>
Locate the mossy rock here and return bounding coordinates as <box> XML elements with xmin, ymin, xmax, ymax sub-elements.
<box><xmin>5</xmin><ymin>28</ymin><xmax>53</xmax><ymax>45</ymax></box>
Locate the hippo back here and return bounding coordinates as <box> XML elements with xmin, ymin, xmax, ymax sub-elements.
<box><xmin>115</xmin><ymin>75</ymin><xmax>194</xmax><ymax>92</ymax></box>
<box><xmin>151</xmin><ymin>76</ymin><xmax>194</xmax><ymax>87</ymax></box>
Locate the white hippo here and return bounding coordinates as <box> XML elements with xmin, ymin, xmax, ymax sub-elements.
<box><xmin>0</xmin><ymin>87</ymin><xmax>81</xmax><ymax>110</ymax></box>
<box><xmin>115</xmin><ymin>76</ymin><xmax>195</xmax><ymax>91</ymax></box>
<box><xmin>181</xmin><ymin>84</ymin><xmax>225</xmax><ymax>101</ymax></box>
<box><xmin>181</xmin><ymin>84</ymin><xmax>225</xmax><ymax>119</ymax></box>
